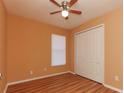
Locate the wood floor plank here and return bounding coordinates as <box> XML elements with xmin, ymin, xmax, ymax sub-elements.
<box><xmin>7</xmin><ymin>73</ymin><xmax>119</xmax><ymax>93</ymax></box>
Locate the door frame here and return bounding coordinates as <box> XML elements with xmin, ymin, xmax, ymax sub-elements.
<box><xmin>74</xmin><ymin>24</ymin><xmax>105</xmax><ymax>84</ymax></box>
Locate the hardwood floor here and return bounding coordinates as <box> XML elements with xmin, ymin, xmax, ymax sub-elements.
<box><xmin>7</xmin><ymin>73</ymin><xmax>118</xmax><ymax>93</ymax></box>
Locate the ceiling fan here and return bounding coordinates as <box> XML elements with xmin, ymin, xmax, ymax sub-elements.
<box><xmin>49</xmin><ymin>0</ymin><xmax>82</xmax><ymax>19</ymax></box>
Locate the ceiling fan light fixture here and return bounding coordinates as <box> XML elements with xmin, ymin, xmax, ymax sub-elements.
<box><xmin>61</xmin><ymin>10</ymin><xmax>69</xmax><ymax>17</ymax></box>
<box><xmin>50</xmin><ymin>0</ymin><xmax>82</xmax><ymax>19</ymax></box>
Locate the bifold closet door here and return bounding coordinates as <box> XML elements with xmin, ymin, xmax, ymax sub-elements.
<box><xmin>75</xmin><ymin>26</ymin><xmax>104</xmax><ymax>83</ymax></box>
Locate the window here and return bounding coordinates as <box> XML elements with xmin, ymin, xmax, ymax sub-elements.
<box><xmin>51</xmin><ymin>34</ymin><xmax>66</xmax><ymax>66</ymax></box>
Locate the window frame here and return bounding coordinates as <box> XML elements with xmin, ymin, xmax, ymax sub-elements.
<box><xmin>51</xmin><ymin>34</ymin><xmax>66</xmax><ymax>67</ymax></box>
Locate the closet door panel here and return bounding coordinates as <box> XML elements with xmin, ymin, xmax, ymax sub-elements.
<box><xmin>75</xmin><ymin>26</ymin><xmax>104</xmax><ymax>83</ymax></box>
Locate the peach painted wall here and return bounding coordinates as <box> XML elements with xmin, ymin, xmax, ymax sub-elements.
<box><xmin>0</xmin><ymin>0</ymin><xmax>6</xmax><ymax>93</ymax></box>
<box><xmin>6</xmin><ymin>15</ymin><xmax>71</xmax><ymax>83</ymax></box>
<box><xmin>69</xmin><ymin>8</ymin><xmax>123</xmax><ymax>89</ymax></box>
<box><xmin>6</xmin><ymin>6</ymin><xmax>122</xmax><ymax>90</ymax></box>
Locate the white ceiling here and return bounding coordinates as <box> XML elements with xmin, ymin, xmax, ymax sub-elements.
<box><xmin>3</xmin><ymin>0</ymin><xmax>122</xmax><ymax>29</ymax></box>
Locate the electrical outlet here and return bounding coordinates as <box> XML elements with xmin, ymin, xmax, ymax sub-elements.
<box><xmin>43</xmin><ymin>68</ymin><xmax>47</xmax><ymax>71</ymax></box>
<box><xmin>0</xmin><ymin>73</ymin><xmax>2</xmax><ymax>80</ymax></box>
<box><xmin>30</xmin><ymin>70</ymin><xmax>33</xmax><ymax>75</ymax></box>
<box><xmin>114</xmin><ymin>75</ymin><xmax>119</xmax><ymax>81</ymax></box>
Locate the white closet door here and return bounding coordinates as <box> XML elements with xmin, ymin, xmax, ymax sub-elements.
<box><xmin>75</xmin><ymin>26</ymin><xmax>104</xmax><ymax>83</ymax></box>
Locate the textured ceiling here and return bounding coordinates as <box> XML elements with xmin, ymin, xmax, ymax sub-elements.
<box><xmin>3</xmin><ymin>0</ymin><xmax>122</xmax><ymax>29</ymax></box>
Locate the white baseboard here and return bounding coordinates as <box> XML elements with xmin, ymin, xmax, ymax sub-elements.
<box><xmin>68</xmin><ymin>71</ymin><xmax>76</xmax><ymax>74</ymax></box>
<box><xmin>3</xmin><ymin>84</ymin><xmax>8</xmax><ymax>93</ymax></box>
<box><xmin>8</xmin><ymin>71</ymin><xmax>72</xmax><ymax>86</ymax></box>
<box><xmin>103</xmin><ymin>83</ymin><xmax>123</xmax><ymax>93</ymax></box>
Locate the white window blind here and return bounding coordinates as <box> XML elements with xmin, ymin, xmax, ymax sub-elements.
<box><xmin>51</xmin><ymin>34</ymin><xmax>66</xmax><ymax>66</ymax></box>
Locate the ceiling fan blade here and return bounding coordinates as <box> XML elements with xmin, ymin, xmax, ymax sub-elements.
<box><xmin>50</xmin><ymin>0</ymin><xmax>61</xmax><ymax>7</ymax></box>
<box><xmin>70</xmin><ymin>10</ymin><xmax>82</xmax><ymax>14</ymax></box>
<box><xmin>69</xmin><ymin>0</ymin><xmax>78</xmax><ymax>7</ymax></box>
<box><xmin>50</xmin><ymin>11</ymin><xmax>61</xmax><ymax>14</ymax></box>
